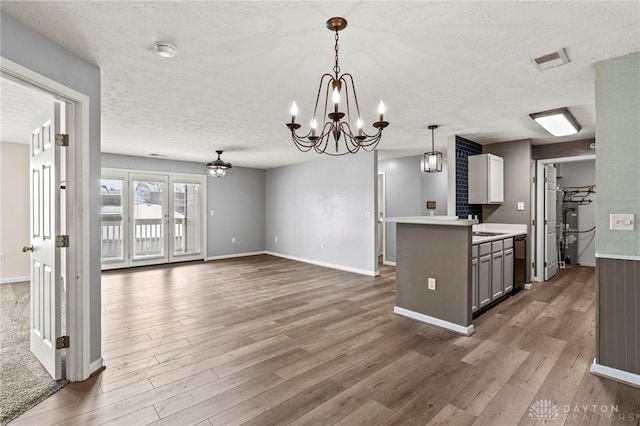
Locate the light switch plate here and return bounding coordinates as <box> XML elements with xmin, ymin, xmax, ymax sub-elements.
<box><xmin>517</xmin><ymin>202</ymin><xmax>525</xmax><ymax>211</ymax></box>
<box><xmin>610</xmin><ymin>213</ymin><xmax>634</xmax><ymax>230</ymax></box>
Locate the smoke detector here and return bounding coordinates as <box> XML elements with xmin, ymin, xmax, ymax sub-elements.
<box><xmin>154</xmin><ymin>42</ymin><xmax>177</xmax><ymax>58</ymax></box>
<box><xmin>531</xmin><ymin>48</ymin><xmax>569</xmax><ymax>71</ymax></box>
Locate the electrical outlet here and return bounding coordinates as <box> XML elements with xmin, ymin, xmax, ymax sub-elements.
<box><xmin>274</xmin><ymin>236</ymin><xmax>278</xmax><ymax>242</ymax></box>
<box><xmin>610</xmin><ymin>213</ymin><xmax>634</xmax><ymax>231</ymax></box>
<box><xmin>0</xmin><ymin>253</ymin><xmax>5</xmax><ymax>261</ymax></box>
<box><xmin>428</xmin><ymin>277</ymin><xmax>436</xmax><ymax>290</ymax></box>
<box><xmin>210</xmin><ymin>210</ymin><xmax>215</xmax><ymax>216</ymax></box>
<box><xmin>231</xmin><ymin>237</ymin><xmax>236</xmax><ymax>243</ymax></box>
<box><xmin>321</xmin><ymin>242</ymin><xmax>325</xmax><ymax>249</ymax></box>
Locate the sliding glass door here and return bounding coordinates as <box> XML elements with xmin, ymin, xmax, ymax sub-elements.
<box><xmin>101</xmin><ymin>170</ymin><xmax>205</xmax><ymax>269</ymax></box>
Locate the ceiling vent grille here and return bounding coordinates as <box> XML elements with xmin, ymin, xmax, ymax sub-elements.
<box><xmin>531</xmin><ymin>48</ymin><xmax>570</xmax><ymax>71</ymax></box>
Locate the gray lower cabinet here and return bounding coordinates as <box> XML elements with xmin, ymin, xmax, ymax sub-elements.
<box><xmin>503</xmin><ymin>247</ymin><xmax>514</xmax><ymax>293</ymax></box>
<box><xmin>491</xmin><ymin>251</ymin><xmax>503</xmax><ymax>299</ymax></box>
<box><xmin>478</xmin><ymin>242</ymin><xmax>492</xmax><ymax>308</ymax></box>
<box><xmin>473</xmin><ymin>237</ymin><xmax>516</xmax><ymax>313</ymax></box>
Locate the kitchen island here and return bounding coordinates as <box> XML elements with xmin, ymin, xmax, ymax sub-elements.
<box><xmin>386</xmin><ymin>216</ymin><xmax>526</xmax><ymax>335</ymax></box>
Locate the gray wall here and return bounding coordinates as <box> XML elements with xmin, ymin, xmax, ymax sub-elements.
<box><xmin>557</xmin><ymin>160</ymin><xmax>596</xmax><ymax>266</ymax></box>
<box><xmin>265</xmin><ymin>152</ymin><xmax>377</xmax><ymax>275</ymax></box>
<box><xmin>378</xmin><ymin>155</ymin><xmax>448</xmax><ymax>263</ymax></box>
<box><xmin>102</xmin><ymin>154</ymin><xmax>266</xmax><ymax>258</ymax></box>
<box><xmin>395</xmin><ymin>223</ymin><xmax>472</xmax><ymax>327</ymax></box>
<box><xmin>207</xmin><ymin>167</ymin><xmax>265</xmax><ymax>257</ymax></box>
<box><xmin>482</xmin><ymin>139</ymin><xmax>532</xmax><ymax>281</ymax></box>
<box><xmin>594</xmin><ymin>52</ymin><xmax>640</xmax><ymax>376</ymax></box>
<box><xmin>1</xmin><ymin>12</ymin><xmax>103</xmax><ymax>366</ymax></box>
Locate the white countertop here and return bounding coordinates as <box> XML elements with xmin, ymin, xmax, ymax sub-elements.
<box><xmin>472</xmin><ymin>223</ymin><xmax>527</xmax><ymax>244</ymax></box>
<box><xmin>385</xmin><ymin>216</ymin><xmax>478</xmax><ymax>227</ymax></box>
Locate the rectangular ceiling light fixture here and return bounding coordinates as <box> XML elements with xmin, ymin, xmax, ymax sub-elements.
<box><xmin>529</xmin><ymin>107</ymin><xmax>581</xmax><ymax>137</ymax></box>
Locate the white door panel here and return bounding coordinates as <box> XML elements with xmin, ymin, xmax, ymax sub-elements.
<box><xmin>29</xmin><ymin>103</ymin><xmax>62</xmax><ymax>380</ymax></box>
<box><xmin>544</xmin><ymin>164</ymin><xmax>557</xmax><ymax>280</ymax></box>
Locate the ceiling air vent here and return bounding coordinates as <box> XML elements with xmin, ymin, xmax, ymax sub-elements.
<box><xmin>531</xmin><ymin>48</ymin><xmax>570</xmax><ymax>71</ymax></box>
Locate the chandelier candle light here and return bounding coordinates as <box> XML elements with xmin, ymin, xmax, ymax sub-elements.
<box><xmin>286</xmin><ymin>17</ymin><xmax>389</xmax><ymax>155</ymax></box>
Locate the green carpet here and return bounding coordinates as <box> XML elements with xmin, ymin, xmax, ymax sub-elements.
<box><xmin>0</xmin><ymin>281</ymin><xmax>65</xmax><ymax>425</ymax></box>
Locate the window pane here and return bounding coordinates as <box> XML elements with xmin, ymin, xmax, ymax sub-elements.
<box><xmin>101</xmin><ymin>178</ymin><xmax>124</xmax><ymax>262</ymax></box>
<box><xmin>173</xmin><ymin>183</ymin><xmax>201</xmax><ymax>256</ymax></box>
<box><xmin>133</xmin><ymin>180</ymin><xmax>165</xmax><ymax>259</ymax></box>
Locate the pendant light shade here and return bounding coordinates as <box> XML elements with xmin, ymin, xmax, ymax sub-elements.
<box><xmin>204</xmin><ymin>150</ymin><xmax>232</xmax><ymax>177</ymax></box>
<box><xmin>424</xmin><ymin>125</ymin><xmax>442</xmax><ymax>173</ymax></box>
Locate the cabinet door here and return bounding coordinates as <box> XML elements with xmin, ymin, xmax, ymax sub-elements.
<box><xmin>472</xmin><ymin>256</ymin><xmax>478</xmax><ymax>313</ymax></box>
<box><xmin>491</xmin><ymin>251</ymin><xmax>503</xmax><ymax>300</ymax></box>
<box><xmin>489</xmin><ymin>155</ymin><xmax>504</xmax><ymax>203</ymax></box>
<box><xmin>503</xmin><ymin>248</ymin><xmax>514</xmax><ymax>293</ymax></box>
<box><xmin>478</xmin><ymin>255</ymin><xmax>491</xmax><ymax>308</ymax></box>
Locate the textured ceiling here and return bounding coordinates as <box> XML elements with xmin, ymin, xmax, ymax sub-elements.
<box><xmin>1</xmin><ymin>1</ymin><xmax>639</xmax><ymax>169</ymax></box>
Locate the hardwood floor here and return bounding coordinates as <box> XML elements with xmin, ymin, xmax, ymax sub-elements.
<box><xmin>13</xmin><ymin>255</ymin><xmax>639</xmax><ymax>425</ymax></box>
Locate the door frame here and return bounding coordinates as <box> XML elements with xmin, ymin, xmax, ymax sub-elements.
<box><xmin>534</xmin><ymin>154</ymin><xmax>596</xmax><ymax>282</ymax></box>
<box><xmin>2</xmin><ymin>58</ymin><xmax>92</xmax><ymax>381</ymax></box>
<box><xmin>377</xmin><ymin>172</ymin><xmax>387</xmax><ymax>265</ymax></box>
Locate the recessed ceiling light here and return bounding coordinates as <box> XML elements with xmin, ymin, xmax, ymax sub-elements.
<box><xmin>529</xmin><ymin>107</ymin><xmax>581</xmax><ymax>137</ymax></box>
<box><xmin>154</xmin><ymin>42</ymin><xmax>176</xmax><ymax>58</ymax></box>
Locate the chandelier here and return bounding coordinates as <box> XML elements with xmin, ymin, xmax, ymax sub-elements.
<box><xmin>204</xmin><ymin>150</ymin><xmax>232</xmax><ymax>177</ymax></box>
<box><xmin>424</xmin><ymin>125</ymin><xmax>442</xmax><ymax>173</ymax></box>
<box><xmin>286</xmin><ymin>17</ymin><xmax>389</xmax><ymax>155</ymax></box>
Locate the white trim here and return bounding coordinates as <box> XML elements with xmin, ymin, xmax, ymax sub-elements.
<box><xmin>577</xmin><ymin>262</ymin><xmax>596</xmax><ymax>268</ymax></box>
<box><xmin>590</xmin><ymin>359</ymin><xmax>640</xmax><ymax>388</ymax></box>
<box><xmin>393</xmin><ymin>306</ymin><xmax>475</xmax><ymax>335</ymax></box>
<box><xmin>206</xmin><ymin>251</ymin><xmax>266</xmax><ymax>261</ymax></box>
<box><xmin>89</xmin><ymin>357</ymin><xmax>104</xmax><ymax>375</ymax></box>
<box><xmin>377</xmin><ymin>171</ymin><xmax>387</xmax><ymax>266</ymax></box>
<box><xmin>383</xmin><ymin>260</ymin><xmax>396</xmax><ymax>267</ymax></box>
<box><xmin>265</xmin><ymin>251</ymin><xmax>378</xmax><ymax>277</ymax></box>
<box><xmin>2</xmin><ymin>57</ymin><xmax>92</xmax><ymax>382</ymax></box>
<box><xmin>596</xmin><ymin>253</ymin><xmax>640</xmax><ymax>261</ymax></box>
<box><xmin>0</xmin><ymin>276</ymin><xmax>31</xmax><ymax>284</ymax></box>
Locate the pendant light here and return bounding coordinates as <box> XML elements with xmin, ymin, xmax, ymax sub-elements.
<box><xmin>424</xmin><ymin>125</ymin><xmax>442</xmax><ymax>173</ymax></box>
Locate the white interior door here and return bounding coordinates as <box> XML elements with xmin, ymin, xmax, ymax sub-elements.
<box><xmin>28</xmin><ymin>103</ymin><xmax>62</xmax><ymax>380</ymax></box>
<box><xmin>130</xmin><ymin>174</ymin><xmax>169</xmax><ymax>266</ymax></box>
<box><xmin>544</xmin><ymin>164</ymin><xmax>557</xmax><ymax>280</ymax></box>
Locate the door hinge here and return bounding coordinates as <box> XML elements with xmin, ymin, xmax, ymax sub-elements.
<box><xmin>532</xmin><ymin>262</ymin><xmax>535</xmax><ymax>270</ymax></box>
<box><xmin>56</xmin><ymin>335</ymin><xmax>70</xmax><ymax>349</ymax></box>
<box><xmin>55</xmin><ymin>133</ymin><xmax>69</xmax><ymax>147</ymax></box>
<box><xmin>532</xmin><ymin>176</ymin><xmax>536</xmax><ymax>184</ymax></box>
<box><xmin>56</xmin><ymin>235</ymin><xmax>70</xmax><ymax>248</ymax></box>
<box><xmin>532</xmin><ymin>219</ymin><xmax>536</xmax><ymax>226</ymax></box>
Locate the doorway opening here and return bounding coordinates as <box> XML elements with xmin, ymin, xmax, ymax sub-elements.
<box><xmin>534</xmin><ymin>154</ymin><xmax>596</xmax><ymax>282</ymax></box>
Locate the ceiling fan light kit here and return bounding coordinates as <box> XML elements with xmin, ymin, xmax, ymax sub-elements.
<box><xmin>286</xmin><ymin>17</ymin><xmax>389</xmax><ymax>156</ymax></box>
<box><xmin>204</xmin><ymin>150</ymin><xmax>233</xmax><ymax>177</ymax></box>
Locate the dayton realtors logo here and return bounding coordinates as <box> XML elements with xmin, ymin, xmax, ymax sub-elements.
<box><xmin>528</xmin><ymin>399</ymin><xmax>639</xmax><ymax>423</ymax></box>
<box><xmin>528</xmin><ymin>399</ymin><xmax>560</xmax><ymax>423</ymax></box>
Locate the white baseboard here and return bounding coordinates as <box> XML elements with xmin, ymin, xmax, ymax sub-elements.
<box><xmin>265</xmin><ymin>251</ymin><xmax>377</xmax><ymax>277</ymax></box>
<box><xmin>578</xmin><ymin>262</ymin><xmax>595</xmax><ymax>268</ymax></box>
<box><xmin>0</xmin><ymin>276</ymin><xmax>30</xmax><ymax>284</ymax></box>
<box><xmin>394</xmin><ymin>306</ymin><xmax>475</xmax><ymax>336</ymax></box>
<box><xmin>590</xmin><ymin>359</ymin><xmax>640</xmax><ymax>388</ymax></box>
<box><xmin>383</xmin><ymin>260</ymin><xmax>396</xmax><ymax>266</ymax></box>
<box><xmin>206</xmin><ymin>251</ymin><xmax>266</xmax><ymax>261</ymax></box>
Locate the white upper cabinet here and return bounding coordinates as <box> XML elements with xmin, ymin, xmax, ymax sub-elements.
<box><xmin>468</xmin><ymin>154</ymin><xmax>504</xmax><ymax>204</ymax></box>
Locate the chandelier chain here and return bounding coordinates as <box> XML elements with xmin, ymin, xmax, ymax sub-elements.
<box><xmin>333</xmin><ymin>31</ymin><xmax>340</xmax><ymax>75</ymax></box>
